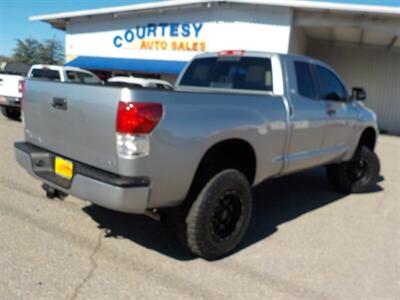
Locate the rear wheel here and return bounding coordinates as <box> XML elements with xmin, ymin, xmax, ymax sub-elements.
<box><xmin>1</xmin><ymin>107</ymin><xmax>21</xmax><ymax>121</ymax></box>
<box><xmin>326</xmin><ymin>146</ymin><xmax>380</xmax><ymax>193</ymax></box>
<box><xmin>183</xmin><ymin>169</ymin><xmax>252</xmax><ymax>260</ymax></box>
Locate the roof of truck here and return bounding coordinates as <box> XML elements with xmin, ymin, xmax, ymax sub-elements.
<box><xmin>194</xmin><ymin>50</ymin><xmax>329</xmax><ymax>65</ymax></box>
<box><xmin>2</xmin><ymin>62</ymin><xmax>31</xmax><ymax>76</ymax></box>
<box><xmin>30</xmin><ymin>0</ymin><xmax>400</xmax><ymax>30</ymax></box>
<box><xmin>30</xmin><ymin>64</ymin><xmax>94</xmax><ymax>73</ymax></box>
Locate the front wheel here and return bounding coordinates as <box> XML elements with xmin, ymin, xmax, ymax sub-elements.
<box><xmin>326</xmin><ymin>146</ymin><xmax>380</xmax><ymax>193</ymax></box>
<box><xmin>1</xmin><ymin>106</ymin><xmax>21</xmax><ymax>121</ymax></box>
<box><xmin>183</xmin><ymin>169</ymin><xmax>253</xmax><ymax>260</ymax></box>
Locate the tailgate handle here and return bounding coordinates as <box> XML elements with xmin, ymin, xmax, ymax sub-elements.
<box><xmin>51</xmin><ymin>97</ymin><xmax>67</xmax><ymax>110</ymax></box>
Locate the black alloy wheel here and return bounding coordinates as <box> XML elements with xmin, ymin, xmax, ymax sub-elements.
<box><xmin>326</xmin><ymin>146</ymin><xmax>380</xmax><ymax>193</ymax></box>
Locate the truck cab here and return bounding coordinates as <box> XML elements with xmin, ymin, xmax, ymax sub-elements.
<box><xmin>28</xmin><ymin>65</ymin><xmax>103</xmax><ymax>84</ymax></box>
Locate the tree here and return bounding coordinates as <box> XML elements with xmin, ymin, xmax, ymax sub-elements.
<box><xmin>12</xmin><ymin>38</ymin><xmax>42</xmax><ymax>64</ymax></box>
<box><xmin>38</xmin><ymin>39</ymin><xmax>64</xmax><ymax>65</ymax></box>
<box><xmin>12</xmin><ymin>38</ymin><xmax>64</xmax><ymax>65</ymax></box>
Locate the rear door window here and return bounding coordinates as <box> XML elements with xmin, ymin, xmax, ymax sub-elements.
<box><xmin>66</xmin><ymin>71</ymin><xmax>101</xmax><ymax>84</ymax></box>
<box><xmin>30</xmin><ymin>69</ymin><xmax>61</xmax><ymax>81</ymax></box>
<box><xmin>180</xmin><ymin>57</ymin><xmax>273</xmax><ymax>92</ymax></box>
<box><xmin>294</xmin><ymin>61</ymin><xmax>316</xmax><ymax>99</ymax></box>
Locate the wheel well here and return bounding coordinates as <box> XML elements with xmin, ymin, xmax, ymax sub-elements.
<box><xmin>195</xmin><ymin>139</ymin><xmax>257</xmax><ymax>185</ymax></box>
<box><xmin>358</xmin><ymin>127</ymin><xmax>377</xmax><ymax>151</ymax></box>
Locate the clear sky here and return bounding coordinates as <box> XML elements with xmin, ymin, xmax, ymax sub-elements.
<box><xmin>1</xmin><ymin>0</ymin><xmax>399</xmax><ymax>57</ymax></box>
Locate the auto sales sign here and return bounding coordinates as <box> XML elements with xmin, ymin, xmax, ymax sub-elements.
<box><xmin>113</xmin><ymin>22</ymin><xmax>207</xmax><ymax>52</ymax></box>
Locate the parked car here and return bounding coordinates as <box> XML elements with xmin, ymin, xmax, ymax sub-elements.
<box><xmin>15</xmin><ymin>50</ymin><xmax>380</xmax><ymax>260</ymax></box>
<box><xmin>0</xmin><ymin>72</ymin><xmax>25</xmax><ymax>120</ymax></box>
<box><xmin>107</xmin><ymin>76</ymin><xmax>173</xmax><ymax>89</ymax></box>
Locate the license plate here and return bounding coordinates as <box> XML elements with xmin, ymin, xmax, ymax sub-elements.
<box><xmin>54</xmin><ymin>157</ymin><xmax>74</xmax><ymax>180</ymax></box>
<box><xmin>0</xmin><ymin>96</ymin><xmax>6</xmax><ymax>103</ymax></box>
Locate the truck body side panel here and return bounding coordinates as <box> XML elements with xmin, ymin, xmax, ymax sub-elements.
<box><xmin>116</xmin><ymin>89</ymin><xmax>288</xmax><ymax>208</ymax></box>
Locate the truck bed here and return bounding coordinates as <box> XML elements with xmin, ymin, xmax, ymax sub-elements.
<box><xmin>22</xmin><ymin>79</ymin><xmax>288</xmax><ymax>207</ymax></box>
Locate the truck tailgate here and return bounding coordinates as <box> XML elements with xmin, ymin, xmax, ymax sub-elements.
<box><xmin>0</xmin><ymin>74</ymin><xmax>23</xmax><ymax>98</ymax></box>
<box><xmin>23</xmin><ymin>80</ymin><xmax>122</xmax><ymax>173</ymax></box>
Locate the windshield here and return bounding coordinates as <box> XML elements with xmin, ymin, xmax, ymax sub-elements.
<box><xmin>180</xmin><ymin>57</ymin><xmax>273</xmax><ymax>92</ymax></box>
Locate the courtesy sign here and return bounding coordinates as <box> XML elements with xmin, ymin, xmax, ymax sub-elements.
<box><xmin>113</xmin><ymin>22</ymin><xmax>207</xmax><ymax>51</ymax></box>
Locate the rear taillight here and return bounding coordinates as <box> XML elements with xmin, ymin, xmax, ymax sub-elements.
<box><xmin>18</xmin><ymin>80</ymin><xmax>25</xmax><ymax>111</ymax></box>
<box><xmin>116</xmin><ymin>102</ymin><xmax>162</xmax><ymax>134</ymax></box>
<box><xmin>18</xmin><ymin>80</ymin><xmax>25</xmax><ymax>94</ymax></box>
<box><xmin>116</xmin><ymin>102</ymin><xmax>163</xmax><ymax>158</ymax></box>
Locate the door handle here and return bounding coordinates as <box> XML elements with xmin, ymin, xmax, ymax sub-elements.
<box><xmin>327</xmin><ymin>108</ymin><xmax>336</xmax><ymax>116</ymax></box>
<box><xmin>51</xmin><ymin>97</ymin><xmax>67</xmax><ymax>110</ymax></box>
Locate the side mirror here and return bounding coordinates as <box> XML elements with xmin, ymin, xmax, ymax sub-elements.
<box><xmin>352</xmin><ymin>87</ymin><xmax>366</xmax><ymax>101</ymax></box>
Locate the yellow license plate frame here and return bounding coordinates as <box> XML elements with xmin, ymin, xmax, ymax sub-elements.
<box><xmin>54</xmin><ymin>156</ymin><xmax>74</xmax><ymax>180</ymax></box>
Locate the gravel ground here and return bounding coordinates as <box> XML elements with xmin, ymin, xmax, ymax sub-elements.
<box><xmin>0</xmin><ymin>116</ymin><xmax>399</xmax><ymax>300</ymax></box>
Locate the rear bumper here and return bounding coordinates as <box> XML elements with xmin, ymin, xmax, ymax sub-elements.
<box><xmin>14</xmin><ymin>142</ymin><xmax>151</xmax><ymax>214</ymax></box>
<box><xmin>0</xmin><ymin>96</ymin><xmax>21</xmax><ymax>108</ymax></box>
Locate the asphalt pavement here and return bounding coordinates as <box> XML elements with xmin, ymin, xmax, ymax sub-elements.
<box><xmin>0</xmin><ymin>116</ymin><xmax>399</xmax><ymax>300</ymax></box>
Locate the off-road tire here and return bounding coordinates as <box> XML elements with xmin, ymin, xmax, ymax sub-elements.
<box><xmin>1</xmin><ymin>107</ymin><xmax>21</xmax><ymax>121</ymax></box>
<box><xmin>326</xmin><ymin>146</ymin><xmax>380</xmax><ymax>193</ymax></box>
<box><xmin>184</xmin><ymin>169</ymin><xmax>252</xmax><ymax>260</ymax></box>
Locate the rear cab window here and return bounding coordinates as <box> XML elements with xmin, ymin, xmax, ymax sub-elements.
<box><xmin>179</xmin><ymin>56</ymin><xmax>273</xmax><ymax>92</ymax></box>
<box><xmin>294</xmin><ymin>61</ymin><xmax>317</xmax><ymax>99</ymax></box>
<box><xmin>30</xmin><ymin>69</ymin><xmax>61</xmax><ymax>81</ymax></box>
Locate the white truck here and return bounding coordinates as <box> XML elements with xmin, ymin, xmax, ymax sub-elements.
<box><xmin>0</xmin><ymin>65</ymin><xmax>102</xmax><ymax>121</ymax></box>
<box><xmin>0</xmin><ymin>72</ymin><xmax>25</xmax><ymax>120</ymax></box>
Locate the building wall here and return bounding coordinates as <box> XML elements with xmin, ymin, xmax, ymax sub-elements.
<box><xmin>308</xmin><ymin>40</ymin><xmax>400</xmax><ymax>135</ymax></box>
<box><xmin>65</xmin><ymin>5</ymin><xmax>292</xmax><ymax>64</ymax></box>
<box><xmin>289</xmin><ymin>27</ymin><xmax>307</xmax><ymax>55</ymax></box>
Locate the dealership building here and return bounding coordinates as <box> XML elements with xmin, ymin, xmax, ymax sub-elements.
<box><xmin>31</xmin><ymin>0</ymin><xmax>400</xmax><ymax>134</ymax></box>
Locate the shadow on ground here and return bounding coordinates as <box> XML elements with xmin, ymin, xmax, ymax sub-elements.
<box><xmin>83</xmin><ymin>167</ymin><xmax>383</xmax><ymax>261</ymax></box>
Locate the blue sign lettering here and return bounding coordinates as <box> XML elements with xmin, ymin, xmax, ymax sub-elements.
<box><xmin>181</xmin><ymin>23</ymin><xmax>190</xmax><ymax>37</ymax></box>
<box><xmin>192</xmin><ymin>23</ymin><xmax>203</xmax><ymax>38</ymax></box>
<box><xmin>113</xmin><ymin>22</ymin><xmax>204</xmax><ymax>48</ymax></box>
<box><xmin>159</xmin><ymin>23</ymin><xmax>168</xmax><ymax>37</ymax></box>
<box><xmin>136</xmin><ymin>26</ymin><xmax>146</xmax><ymax>39</ymax></box>
<box><xmin>124</xmin><ymin>30</ymin><xmax>135</xmax><ymax>42</ymax></box>
<box><xmin>147</xmin><ymin>23</ymin><xmax>157</xmax><ymax>37</ymax></box>
<box><xmin>170</xmin><ymin>23</ymin><xmax>179</xmax><ymax>37</ymax></box>
<box><xmin>113</xmin><ymin>36</ymin><xmax>123</xmax><ymax>48</ymax></box>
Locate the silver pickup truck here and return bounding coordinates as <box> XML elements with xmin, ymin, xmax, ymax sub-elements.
<box><xmin>15</xmin><ymin>51</ymin><xmax>380</xmax><ymax>259</ymax></box>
